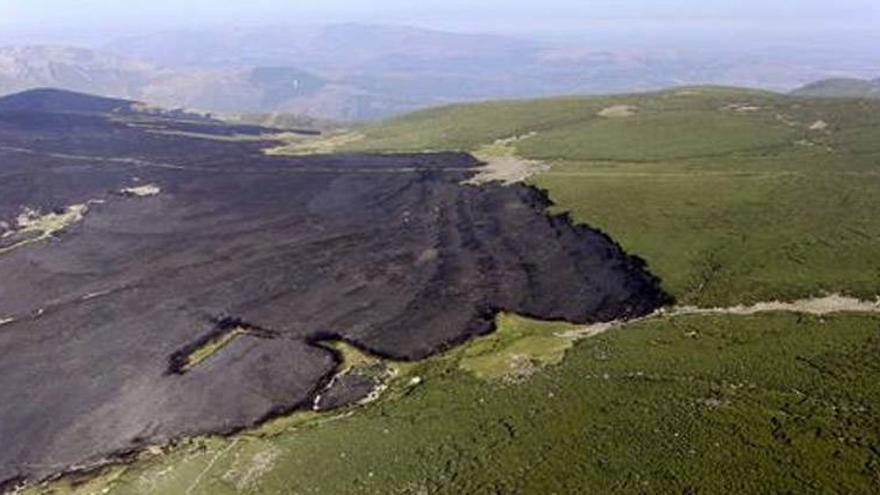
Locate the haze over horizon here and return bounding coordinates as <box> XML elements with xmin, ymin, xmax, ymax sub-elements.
<box><xmin>0</xmin><ymin>0</ymin><xmax>876</xmax><ymax>121</ymax></box>
<box><xmin>2</xmin><ymin>0</ymin><xmax>878</xmax><ymax>46</ymax></box>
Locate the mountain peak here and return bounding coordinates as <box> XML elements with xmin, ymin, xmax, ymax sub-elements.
<box><xmin>0</xmin><ymin>88</ymin><xmax>137</xmax><ymax>114</ymax></box>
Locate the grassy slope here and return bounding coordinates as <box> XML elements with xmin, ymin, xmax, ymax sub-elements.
<box><xmin>345</xmin><ymin>87</ymin><xmax>880</xmax><ymax>306</ymax></box>
<box><xmin>29</xmin><ymin>88</ymin><xmax>880</xmax><ymax>494</ymax></box>
<box><xmin>43</xmin><ymin>314</ymin><xmax>880</xmax><ymax>494</ymax></box>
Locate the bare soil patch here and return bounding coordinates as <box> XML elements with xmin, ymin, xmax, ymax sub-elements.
<box><xmin>809</xmin><ymin>120</ymin><xmax>830</xmax><ymax>132</ymax></box>
<box><xmin>598</xmin><ymin>105</ymin><xmax>638</xmax><ymax>118</ymax></box>
<box><xmin>467</xmin><ymin>134</ymin><xmax>550</xmax><ymax>185</ymax></box>
<box><xmin>673</xmin><ymin>294</ymin><xmax>880</xmax><ymax>317</ymax></box>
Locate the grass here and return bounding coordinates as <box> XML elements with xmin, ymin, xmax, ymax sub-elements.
<box><xmin>30</xmin><ymin>313</ymin><xmax>880</xmax><ymax>494</ymax></box>
<box><xmin>517</xmin><ymin>110</ymin><xmax>797</xmax><ymax>162</ymax></box>
<box><xmin>458</xmin><ymin>313</ymin><xmax>582</xmax><ymax>380</ymax></box>
<box><xmin>333</xmin><ymin>86</ymin><xmax>783</xmax><ymax>154</ymax></box>
<box><xmin>142</xmin><ymin>129</ymin><xmax>305</xmax><ymax>143</ymax></box>
<box><xmin>180</xmin><ymin>328</ymin><xmax>248</xmax><ymax>373</ymax></box>
<box><xmin>0</xmin><ymin>204</ymin><xmax>88</xmax><ymax>256</ymax></box>
<box><xmin>324</xmin><ymin>341</ymin><xmax>383</xmax><ymax>372</ymax></box>
<box><xmin>533</xmin><ymin>156</ymin><xmax>880</xmax><ymax>306</ymax></box>
<box><xmin>316</xmin><ymin>340</ymin><xmax>404</xmax><ymax>389</ymax></box>
<box><xmin>266</xmin><ymin>131</ymin><xmax>366</xmax><ymax>155</ymax></box>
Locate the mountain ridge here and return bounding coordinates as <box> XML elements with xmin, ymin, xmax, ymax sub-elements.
<box><xmin>791</xmin><ymin>77</ymin><xmax>880</xmax><ymax>99</ymax></box>
<box><xmin>2</xmin><ymin>24</ymin><xmax>878</xmax><ymax>120</ymax></box>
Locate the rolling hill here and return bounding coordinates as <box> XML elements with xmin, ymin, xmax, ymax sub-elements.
<box><xmin>0</xmin><ymin>87</ymin><xmax>136</xmax><ymax>114</ymax></box>
<box><xmin>284</xmin><ymin>85</ymin><xmax>880</xmax><ymax>306</ymax></box>
<box><xmin>20</xmin><ymin>86</ymin><xmax>880</xmax><ymax>494</ymax></box>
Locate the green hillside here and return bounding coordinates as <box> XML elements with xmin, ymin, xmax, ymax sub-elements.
<box><xmin>792</xmin><ymin>78</ymin><xmax>880</xmax><ymax>99</ymax></box>
<box><xmin>339</xmin><ymin>86</ymin><xmax>880</xmax><ymax>306</ymax></box>
<box><xmin>29</xmin><ymin>87</ymin><xmax>880</xmax><ymax>495</ymax></box>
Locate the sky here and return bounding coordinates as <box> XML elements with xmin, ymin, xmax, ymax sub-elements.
<box><xmin>1</xmin><ymin>0</ymin><xmax>878</xmax><ymax>44</ymax></box>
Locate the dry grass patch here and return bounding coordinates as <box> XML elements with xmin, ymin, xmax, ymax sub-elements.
<box><xmin>597</xmin><ymin>104</ymin><xmax>638</xmax><ymax>118</ymax></box>
<box><xmin>0</xmin><ymin>204</ymin><xmax>89</xmax><ymax>255</ymax></box>
<box><xmin>120</xmin><ymin>184</ymin><xmax>161</xmax><ymax>197</ymax></box>
<box><xmin>266</xmin><ymin>131</ymin><xmax>365</xmax><ymax>155</ymax></box>
<box><xmin>179</xmin><ymin>327</ymin><xmax>248</xmax><ymax>373</ymax></box>
<box><xmin>467</xmin><ymin>134</ymin><xmax>549</xmax><ymax>185</ymax></box>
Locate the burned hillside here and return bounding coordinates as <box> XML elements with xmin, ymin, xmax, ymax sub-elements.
<box><xmin>0</xmin><ymin>89</ymin><xmax>668</xmax><ymax>487</ymax></box>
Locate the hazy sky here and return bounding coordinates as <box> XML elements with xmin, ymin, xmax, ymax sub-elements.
<box><xmin>1</xmin><ymin>0</ymin><xmax>878</xmax><ymax>44</ymax></box>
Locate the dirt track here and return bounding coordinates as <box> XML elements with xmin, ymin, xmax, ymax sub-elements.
<box><xmin>0</xmin><ymin>91</ymin><xmax>668</xmax><ymax>488</ymax></box>
<box><xmin>671</xmin><ymin>294</ymin><xmax>880</xmax><ymax>316</ymax></box>
<box><xmin>558</xmin><ymin>295</ymin><xmax>880</xmax><ymax>342</ymax></box>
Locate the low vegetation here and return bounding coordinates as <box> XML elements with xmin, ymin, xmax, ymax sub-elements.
<box><xmin>178</xmin><ymin>327</ymin><xmax>248</xmax><ymax>373</ymax></box>
<box><xmin>219</xmin><ymin>112</ymin><xmax>341</xmax><ymax>133</ymax></box>
<box><xmin>266</xmin><ymin>131</ymin><xmax>365</xmax><ymax>155</ymax></box>
<box><xmin>458</xmin><ymin>313</ymin><xmax>583</xmax><ymax>381</ymax></box>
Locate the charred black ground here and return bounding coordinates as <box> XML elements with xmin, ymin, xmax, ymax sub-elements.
<box><xmin>0</xmin><ymin>89</ymin><xmax>669</xmax><ymax>487</ymax></box>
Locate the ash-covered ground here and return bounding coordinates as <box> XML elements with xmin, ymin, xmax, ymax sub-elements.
<box><xmin>0</xmin><ymin>90</ymin><xmax>668</xmax><ymax>488</ymax></box>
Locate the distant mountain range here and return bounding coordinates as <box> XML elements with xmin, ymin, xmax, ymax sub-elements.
<box><xmin>104</xmin><ymin>24</ymin><xmax>538</xmax><ymax>71</ymax></box>
<box><xmin>0</xmin><ymin>45</ymin><xmax>331</xmax><ymax>117</ymax></box>
<box><xmin>0</xmin><ymin>45</ymin><xmax>160</xmax><ymax>97</ymax></box>
<box><xmin>1</xmin><ymin>24</ymin><xmax>876</xmax><ymax>120</ymax></box>
<box><xmin>792</xmin><ymin>78</ymin><xmax>880</xmax><ymax>99</ymax></box>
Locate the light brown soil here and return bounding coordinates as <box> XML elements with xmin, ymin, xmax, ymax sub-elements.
<box><xmin>558</xmin><ymin>294</ymin><xmax>880</xmax><ymax>341</ymax></box>
<box><xmin>467</xmin><ymin>134</ymin><xmax>550</xmax><ymax>185</ymax></box>
<box><xmin>598</xmin><ymin>105</ymin><xmax>638</xmax><ymax>118</ymax></box>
